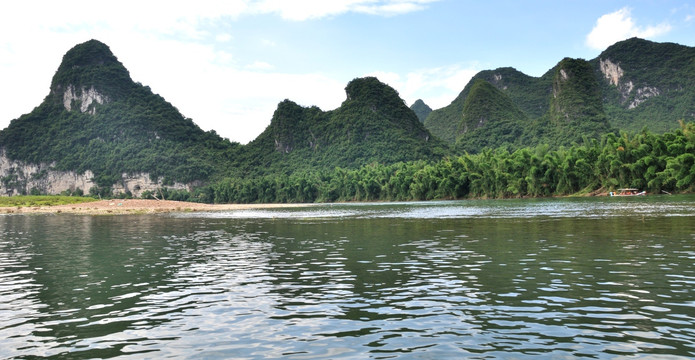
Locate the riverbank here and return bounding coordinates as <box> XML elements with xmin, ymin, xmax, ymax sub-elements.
<box><xmin>0</xmin><ymin>199</ymin><xmax>309</xmax><ymax>215</ymax></box>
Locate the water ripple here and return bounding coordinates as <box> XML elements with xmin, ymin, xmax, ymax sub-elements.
<box><xmin>1</xmin><ymin>197</ymin><xmax>695</xmax><ymax>358</ymax></box>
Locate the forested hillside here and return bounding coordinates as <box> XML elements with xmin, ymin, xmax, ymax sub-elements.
<box><xmin>546</xmin><ymin>57</ymin><xmax>613</xmax><ymax>144</ymax></box>
<box><xmin>425</xmin><ymin>38</ymin><xmax>695</xmax><ymax>153</ymax></box>
<box><xmin>238</xmin><ymin>77</ymin><xmax>448</xmax><ymax>177</ymax></box>
<box><xmin>0</xmin><ymin>40</ymin><xmax>238</xmax><ymax>195</ymax></box>
<box><xmin>210</xmin><ymin>122</ymin><xmax>695</xmax><ymax>203</ymax></box>
<box><xmin>454</xmin><ymin>79</ymin><xmax>529</xmax><ymax>152</ymax></box>
<box><xmin>595</xmin><ymin>38</ymin><xmax>695</xmax><ymax>132</ymax></box>
<box><xmin>425</xmin><ymin>66</ymin><xmax>554</xmax><ymax>144</ymax></box>
<box><xmin>0</xmin><ymin>41</ymin><xmax>448</xmax><ymax>196</ymax></box>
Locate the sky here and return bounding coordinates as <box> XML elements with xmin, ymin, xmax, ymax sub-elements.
<box><xmin>1</xmin><ymin>1</ymin><xmax>693</xmax><ymax>144</ymax></box>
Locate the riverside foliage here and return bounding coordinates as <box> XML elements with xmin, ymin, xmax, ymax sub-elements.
<box><xmin>204</xmin><ymin>122</ymin><xmax>695</xmax><ymax>203</ymax></box>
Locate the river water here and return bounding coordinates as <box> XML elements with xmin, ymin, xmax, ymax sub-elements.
<box><xmin>2</xmin><ymin>196</ymin><xmax>695</xmax><ymax>359</ymax></box>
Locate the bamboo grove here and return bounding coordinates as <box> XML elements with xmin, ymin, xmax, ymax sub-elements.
<box><xmin>201</xmin><ymin>122</ymin><xmax>695</xmax><ymax>204</ymax></box>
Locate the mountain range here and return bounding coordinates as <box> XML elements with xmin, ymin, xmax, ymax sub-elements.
<box><xmin>423</xmin><ymin>37</ymin><xmax>695</xmax><ymax>151</ymax></box>
<box><xmin>0</xmin><ymin>37</ymin><xmax>693</xmax><ymax>197</ymax></box>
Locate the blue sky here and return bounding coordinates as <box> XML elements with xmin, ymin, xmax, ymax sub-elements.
<box><xmin>1</xmin><ymin>0</ymin><xmax>693</xmax><ymax>143</ymax></box>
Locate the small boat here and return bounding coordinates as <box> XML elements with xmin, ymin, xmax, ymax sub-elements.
<box><xmin>609</xmin><ymin>188</ymin><xmax>646</xmax><ymax>197</ymax></box>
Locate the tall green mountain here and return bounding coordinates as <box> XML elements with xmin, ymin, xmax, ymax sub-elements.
<box><xmin>594</xmin><ymin>38</ymin><xmax>695</xmax><ymax>132</ymax></box>
<box><xmin>240</xmin><ymin>77</ymin><xmax>448</xmax><ymax>176</ymax></box>
<box><xmin>425</xmin><ymin>38</ymin><xmax>695</xmax><ymax>151</ymax></box>
<box><xmin>410</xmin><ymin>99</ymin><xmax>432</xmax><ymax>123</ymax></box>
<box><xmin>0</xmin><ymin>40</ymin><xmax>237</xmax><ymax>196</ymax></box>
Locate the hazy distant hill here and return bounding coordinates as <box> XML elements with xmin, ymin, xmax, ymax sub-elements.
<box><xmin>410</xmin><ymin>99</ymin><xmax>432</xmax><ymax>123</ymax></box>
<box><xmin>241</xmin><ymin>77</ymin><xmax>448</xmax><ymax>175</ymax></box>
<box><xmin>425</xmin><ymin>38</ymin><xmax>695</xmax><ymax>151</ymax></box>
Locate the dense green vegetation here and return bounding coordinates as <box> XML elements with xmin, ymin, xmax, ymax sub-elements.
<box><xmin>0</xmin><ymin>195</ymin><xmax>97</xmax><ymax>207</ymax></box>
<box><xmin>424</xmin><ymin>38</ymin><xmax>695</xmax><ymax>152</ymax></box>
<box><xmin>425</xmin><ymin>67</ymin><xmax>554</xmax><ymax>144</ymax></box>
<box><xmin>204</xmin><ymin>122</ymin><xmax>695</xmax><ymax>203</ymax></box>
<box><xmin>595</xmin><ymin>38</ymin><xmax>695</xmax><ymax>132</ymax></box>
<box><xmin>0</xmin><ymin>94</ymin><xmax>237</xmax><ymax>184</ymax></box>
<box><xmin>545</xmin><ymin>58</ymin><xmax>613</xmax><ymax>145</ymax></box>
<box><xmin>426</xmin><ymin>58</ymin><xmax>614</xmax><ymax>153</ymax></box>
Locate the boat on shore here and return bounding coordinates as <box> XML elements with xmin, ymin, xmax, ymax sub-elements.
<box><xmin>609</xmin><ymin>188</ymin><xmax>646</xmax><ymax>197</ymax></box>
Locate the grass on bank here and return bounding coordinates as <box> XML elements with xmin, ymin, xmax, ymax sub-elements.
<box><xmin>0</xmin><ymin>195</ymin><xmax>98</xmax><ymax>208</ymax></box>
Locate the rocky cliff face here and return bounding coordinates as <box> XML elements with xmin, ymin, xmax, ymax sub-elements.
<box><xmin>599</xmin><ymin>57</ymin><xmax>661</xmax><ymax>109</ymax></box>
<box><xmin>599</xmin><ymin>58</ymin><xmax>623</xmax><ymax>87</ymax></box>
<box><xmin>62</xmin><ymin>85</ymin><xmax>109</xmax><ymax>114</ymax></box>
<box><xmin>0</xmin><ymin>149</ymin><xmax>94</xmax><ymax>196</ymax></box>
<box><xmin>0</xmin><ymin>150</ymin><xmax>187</xmax><ymax>197</ymax></box>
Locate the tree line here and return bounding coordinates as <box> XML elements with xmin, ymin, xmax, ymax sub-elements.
<box><xmin>159</xmin><ymin>122</ymin><xmax>693</xmax><ymax>204</ymax></box>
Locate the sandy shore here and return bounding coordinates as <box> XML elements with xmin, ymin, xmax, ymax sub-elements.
<box><xmin>0</xmin><ymin>199</ymin><xmax>309</xmax><ymax>215</ymax></box>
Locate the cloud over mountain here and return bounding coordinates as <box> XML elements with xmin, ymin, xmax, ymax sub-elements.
<box><xmin>586</xmin><ymin>7</ymin><xmax>671</xmax><ymax>50</ymax></box>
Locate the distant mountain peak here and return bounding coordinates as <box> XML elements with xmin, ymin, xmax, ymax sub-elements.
<box><xmin>410</xmin><ymin>99</ymin><xmax>432</xmax><ymax>123</ymax></box>
<box><xmin>460</xmin><ymin>79</ymin><xmax>526</xmax><ymax>133</ymax></box>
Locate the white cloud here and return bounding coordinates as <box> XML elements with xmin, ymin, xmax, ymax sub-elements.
<box><xmin>586</xmin><ymin>7</ymin><xmax>672</xmax><ymax>50</ymax></box>
<box><xmin>261</xmin><ymin>39</ymin><xmax>278</xmax><ymax>47</ymax></box>
<box><xmin>366</xmin><ymin>64</ymin><xmax>480</xmax><ymax>110</ymax></box>
<box><xmin>116</xmin><ymin>38</ymin><xmax>345</xmax><ymax>144</ymax></box>
<box><xmin>249</xmin><ymin>0</ymin><xmax>440</xmax><ymax>20</ymax></box>
<box><xmin>246</xmin><ymin>61</ymin><xmax>275</xmax><ymax>70</ymax></box>
<box><xmin>216</xmin><ymin>33</ymin><xmax>233</xmax><ymax>43</ymax></box>
<box><xmin>354</xmin><ymin>1</ymin><xmax>434</xmax><ymax>17</ymax></box>
<box><xmin>250</xmin><ymin>0</ymin><xmax>354</xmax><ymax>20</ymax></box>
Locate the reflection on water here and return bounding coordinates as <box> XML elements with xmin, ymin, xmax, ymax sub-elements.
<box><xmin>1</xmin><ymin>196</ymin><xmax>695</xmax><ymax>358</ymax></box>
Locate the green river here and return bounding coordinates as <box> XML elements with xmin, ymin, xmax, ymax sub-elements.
<box><xmin>1</xmin><ymin>196</ymin><xmax>695</xmax><ymax>359</ymax></box>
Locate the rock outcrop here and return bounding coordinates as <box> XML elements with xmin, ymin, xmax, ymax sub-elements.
<box><xmin>599</xmin><ymin>57</ymin><xmax>661</xmax><ymax>109</ymax></box>
<box><xmin>62</xmin><ymin>85</ymin><xmax>109</xmax><ymax>114</ymax></box>
<box><xmin>0</xmin><ymin>150</ymin><xmax>188</xmax><ymax>197</ymax></box>
<box><xmin>599</xmin><ymin>58</ymin><xmax>623</xmax><ymax>86</ymax></box>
